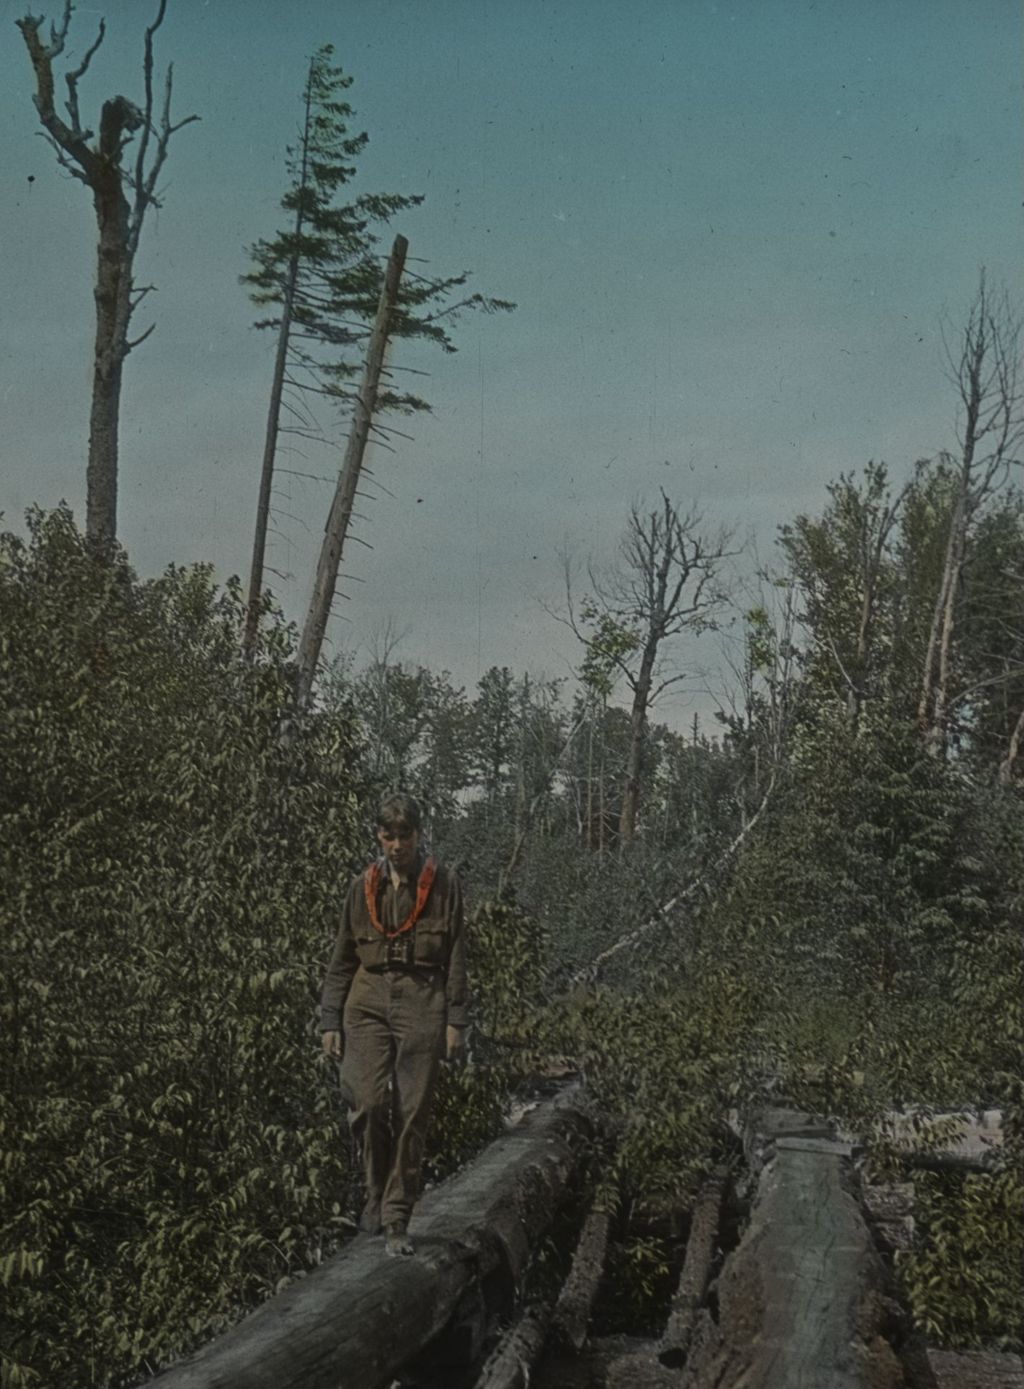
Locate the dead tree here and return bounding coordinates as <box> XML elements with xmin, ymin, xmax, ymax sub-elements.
<box><xmin>564</xmin><ymin>492</ymin><xmax>732</xmax><ymax>844</ymax></box>
<box><xmin>294</xmin><ymin>235</ymin><xmax>408</xmax><ymax>712</ymax></box>
<box><xmin>549</xmin><ymin>1204</ymin><xmax>612</xmax><ymax>1353</ymax></box>
<box><xmin>17</xmin><ymin>2</ymin><xmax>198</xmax><ymax>546</ymax></box>
<box><xmin>918</xmin><ymin>274</ymin><xmax>1024</xmax><ymax>757</ymax></box>
<box><xmin>999</xmin><ymin>702</ymin><xmax>1024</xmax><ymax>784</ymax></box>
<box><xmin>658</xmin><ymin>1168</ymin><xmax>728</xmax><ymax>1368</ymax></box>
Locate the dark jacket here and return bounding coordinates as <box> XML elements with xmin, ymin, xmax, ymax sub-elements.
<box><xmin>320</xmin><ymin>856</ymin><xmax>468</xmax><ymax>1031</ymax></box>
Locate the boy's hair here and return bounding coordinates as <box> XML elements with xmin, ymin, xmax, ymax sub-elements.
<box><xmin>376</xmin><ymin>793</ymin><xmax>422</xmax><ymax>835</ymax></box>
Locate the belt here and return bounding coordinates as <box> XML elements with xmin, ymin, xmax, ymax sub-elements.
<box><xmin>367</xmin><ymin>963</ymin><xmax>441</xmax><ymax>976</ymax></box>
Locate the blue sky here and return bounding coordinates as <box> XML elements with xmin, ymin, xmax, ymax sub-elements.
<box><xmin>2</xmin><ymin>0</ymin><xmax>1021</xmax><ymax>726</ymax></box>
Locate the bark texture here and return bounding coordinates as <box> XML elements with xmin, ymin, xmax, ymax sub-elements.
<box><xmin>474</xmin><ymin>1304</ymin><xmax>554</xmax><ymax>1389</ymax></box>
<box><xmin>549</xmin><ymin>1206</ymin><xmax>612</xmax><ymax>1353</ymax></box>
<box><xmin>925</xmin><ymin>1350</ymin><xmax>1024</xmax><ymax>1389</ymax></box>
<box><xmin>657</xmin><ymin>1167</ymin><xmax>728</xmax><ymax>1368</ymax></box>
<box><xmin>680</xmin><ymin>1114</ymin><xmax>905</xmax><ymax>1389</ymax></box>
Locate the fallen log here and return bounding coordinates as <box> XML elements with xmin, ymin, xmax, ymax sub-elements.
<box><xmin>473</xmin><ymin>1303</ymin><xmax>553</xmax><ymax>1389</ymax></box>
<box><xmin>680</xmin><ymin>1112</ymin><xmax>906</xmax><ymax>1389</ymax></box>
<box><xmin>147</xmin><ymin>1094</ymin><xmax>590</xmax><ymax>1389</ymax></box>
<box><xmin>899</xmin><ymin>1150</ymin><xmax>1001</xmax><ymax>1176</ymax></box>
<box><xmin>549</xmin><ymin>1205</ymin><xmax>612</xmax><ymax>1353</ymax></box>
<box><xmin>880</xmin><ymin>1108</ymin><xmax>1005</xmax><ymax>1176</ymax></box>
<box><xmin>537</xmin><ymin>1335</ymin><xmax>678</xmax><ymax>1389</ymax></box>
<box><xmin>925</xmin><ymin>1348</ymin><xmax>1024</xmax><ymax>1389</ymax></box>
<box><xmin>657</xmin><ymin>1166</ymin><xmax>728</xmax><ymax>1368</ymax></box>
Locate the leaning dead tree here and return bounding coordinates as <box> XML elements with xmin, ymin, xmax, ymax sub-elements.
<box><xmin>17</xmin><ymin>1</ymin><xmax>198</xmax><ymax>546</ymax></box>
<box><xmin>293</xmin><ymin>235</ymin><xmax>408</xmax><ymax>712</ymax></box>
<box><xmin>918</xmin><ymin>274</ymin><xmax>1024</xmax><ymax>757</ymax></box>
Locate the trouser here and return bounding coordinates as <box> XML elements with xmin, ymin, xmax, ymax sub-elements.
<box><xmin>341</xmin><ymin>965</ymin><xmax>446</xmax><ymax>1227</ymax></box>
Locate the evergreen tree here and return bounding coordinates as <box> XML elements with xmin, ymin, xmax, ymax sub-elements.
<box><xmin>471</xmin><ymin>667</ymin><xmax>518</xmax><ymax>815</ymax></box>
<box><xmin>241</xmin><ymin>46</ymin><xmax>512</xmax><ymax>651</ymax></box>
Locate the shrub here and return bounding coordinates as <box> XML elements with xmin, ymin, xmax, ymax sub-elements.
<box><xmin>0</xmin><ymin>509</ymin><xmax>366</xmax><ymax>1386</ymax></box>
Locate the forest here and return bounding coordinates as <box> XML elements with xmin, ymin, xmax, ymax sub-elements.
<box><xmin>2</xmin><ymin>5</ymin><xmax>1022</xmax><ymax>1388</ymax></box>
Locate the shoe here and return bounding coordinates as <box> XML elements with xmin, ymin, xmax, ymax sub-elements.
<box><xmin>384</xmin><ymin>1222</ymin><xmax>413</xmax><ymax>1257</ymax></box>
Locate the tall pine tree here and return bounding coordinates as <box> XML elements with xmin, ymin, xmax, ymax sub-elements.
<box><xmin>242</xmin><ymin>46</ymin><xmax>511</xmax><ymax>652</ymax></box>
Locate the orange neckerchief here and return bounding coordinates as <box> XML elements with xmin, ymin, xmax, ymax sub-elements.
<box><xmin>363</xmin><ymin>855</ymin><xmax>438</xmax><ymax>938</ymax></box>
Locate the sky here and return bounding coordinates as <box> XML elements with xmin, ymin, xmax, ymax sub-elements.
<box><xmin>2</xmin><ymin>0</ymin><xmax>1022</xmax><ymax>730</ymax></box>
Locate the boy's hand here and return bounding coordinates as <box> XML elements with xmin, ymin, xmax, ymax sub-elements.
<box><xmin>322</xmin><ymin>1029</ymin><xmax>343</xmax><ymax>1060</ymax></box>
<box><xmin>445</xmin><ymin>1024</ymin><xmax>467</xmax><ymax>1063</ymax></box>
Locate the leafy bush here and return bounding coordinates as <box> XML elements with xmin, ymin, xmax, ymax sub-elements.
<box><xmin>1</xmin><ymin>509</ymin><xmax>368</xmax><ymax>1386</ymax></box>
<box><xmin>467</xmin><ymin>893</ymin><xmax>550</xmax><ymax>1046</ymax></box>
<box><xmin>898</xmin><ymin>1169</ymin><xmax>1024</xmax><ymax>1348</ymax></box>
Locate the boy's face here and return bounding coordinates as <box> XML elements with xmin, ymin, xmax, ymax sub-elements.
<box><xmin>377</xmin><ymin>824</ymin><xmax>420</xmax><ymax>876</ymax></box>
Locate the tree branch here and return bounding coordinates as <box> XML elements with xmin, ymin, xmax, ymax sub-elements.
<box><xmin>63</xmin><ymin>16</ymin><xmax>105</xmax><ymax>135</ymax></box>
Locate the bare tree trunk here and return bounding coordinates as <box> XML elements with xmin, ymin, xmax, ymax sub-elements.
<box><xmin>998</xmin><ymin>703</ymin><xmax>1024</xmax><ymax>784</ymax></box>
<box><xmin>17</xmin><ymin>3</ymin><xmax>197</xmax><ymax>548</ymax></box>
<box><xmin>243</xmin><ymin>280</ymin><xmax>296</xmax><ymax>652</ymax></box>
<box><xmin>918</xmin><ymin>275</ymin><xmax>1023</xmax><ymax>757</ymax></box>
<box><xmin>243</xmin><ymin>62</ymin><xmax>312</xmax><ymax>656</ymax></box>
<box><xmin>619</xmin><ymin>649</ymin><xmax>654</xmax><ymax>843</ymax></box>
<box><xmin>87</xmin><ymin>135</ymin><xmax>133</xmax><ymax>543</ymax></box>
<box><xmin>586</xmin><ymin>714</ymin><xmax>594</xmax><ymax>849</ymax></box>
<box><xmin>918</xmin><ymin>482</ymin><xmax>967</xmax><ymax>755</ymax></box>
<box><xmin>928</xmin><ymin>504</ymin><xmax>969</xmax><ymax>755</ymax></box>
<box><xmin>294</xmin><ymin>234</ymin><xmax>408</xmax><ymax>711</ymax></box>
<box><xmin>474</xmin><ymin>1305</ymin><xmax>553</xmax><ymax>1389</ymax></box>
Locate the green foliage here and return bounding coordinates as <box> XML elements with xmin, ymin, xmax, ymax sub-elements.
<box><xmin>0</xmin><ymin>508</ymin><xmax>368</xmax><ymax>1386</ymax></box>
<box><xmin>697</xmin><ymin>699</ymin><xmax>1023</xmax><ymax>1347</ymax></box>
<box><xmin>539</xmin><ymin>952</ymin><xmax>771</xmax><ymax>1211</ymax></box>
<box><xmin>596</xmin><ymin>1233</ymin><xmax>674</xmax><ymax>1334</ymax></box>
<box><xmin>578</xmin><ymin>610</ymin><xmax>640</xmax><ymax>701</ymax></box>
<box><xmin>779</xmin><ymin>461</ymin><xmax>904</xmax><ymax>717</ymax></box>
<box><xmin>5</xmin><ymin>433</ymin><xmax>1022</xmax><ymax>1375</ymax></box>
<box><xmin>243</xmin><ymin>44</ymin><xmax>512</xmax><ymax>420</ymax></box>
<box><xmin>720</xmin><ymin>711</ymin><xmax>985</xmax><ymax>1002</ymax></box>
<box><xmin>424</xmin><ymin>1063</ymin><xmax>509</xmax><ymax>1184</ymax></box>
<box><xmin>898</xmin><ymin>1170</ymin><xmax>1024</xmax><ymax>1348</ymax></box>
<box><xmin>467</xmin><ymin>895</ymin><xmax>550</xmax><ymax>1047</ymax></box>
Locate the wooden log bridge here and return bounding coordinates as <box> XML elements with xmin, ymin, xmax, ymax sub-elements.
<box><xmin>148</xmin><ymin>1094</ymin><xmax>590</xmax><ymax>1389</ymax></box>
<box><xmin>678</xmin><ymin>1108</ymin><xmax>904</xmax><ymax>1389</ymax></box>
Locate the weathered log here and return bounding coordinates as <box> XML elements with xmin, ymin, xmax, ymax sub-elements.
<box><xmin>604</xmin><ymin>1337</ymin><xmax>683</xmax><ymax>1389</ymax></box>
<box><xmin>657</xmin><ymin>1166</ymin><xmax>728</xmax><ymax>1368</ymax></box>
<box><xmin>148</xmin><ymin>1094</ymin><xmax>589</xmax><ymax>1389</ymax></box>
<box><xmin>925</xmin><ymin>1348</ymin><xmax>1024</xmax><ymax>1389</ymax></box>
<box><xmin>537</xmin><ymin>1335</ymin><xmax>678</xmax><ymax>1389</ymax></box>
<box><xmin>881</xmin><ymin>1109</ymin><xmax>1004</xmax><ymax>1163</ymax></box>
<box><xmin>680</xmin><ymin>1112</ymin><xmax>905</xmax><ymax>1389</ymax></box>
<box><xmin>549</xmin><ymin>1205</ymin><xmax>612</xmax><ymax>1353</ymax></box>
<box><xmin>898</xmin><ymin>1150</ymin><xmax>1001</xmax><ymax>1176</ymax></box>
<box><xmin>473</xmin><ymin>1303</ymin><xmax>553</xmax><ymax>1389</ymax></box>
